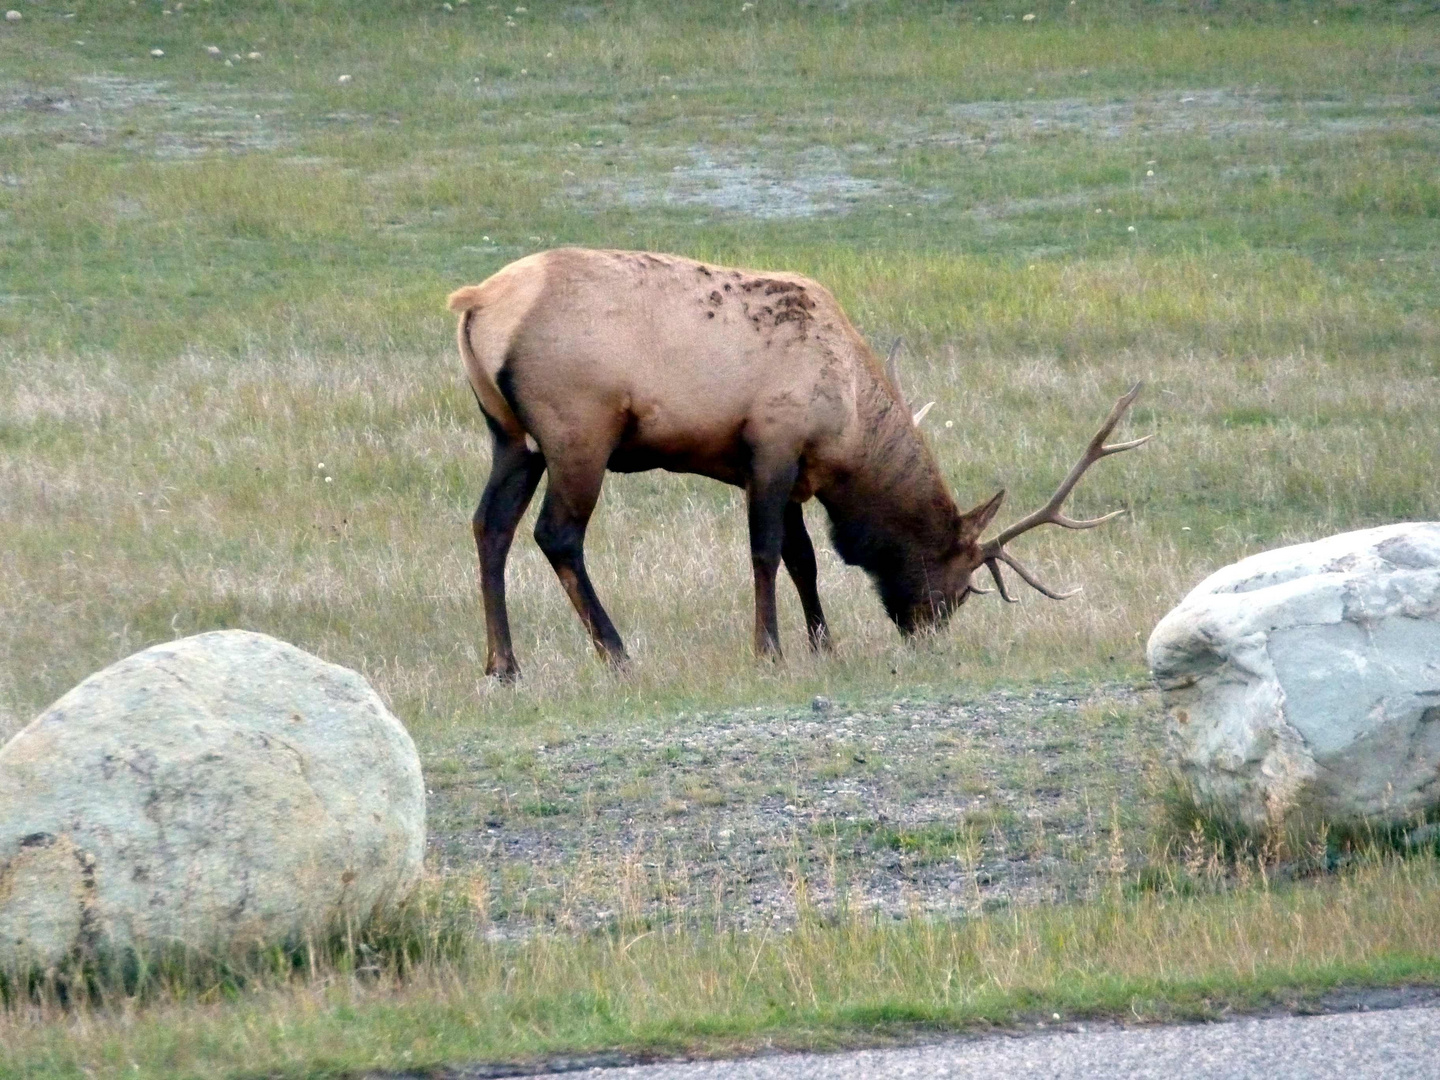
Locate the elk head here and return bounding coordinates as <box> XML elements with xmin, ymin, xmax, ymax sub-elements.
<box><xmin>893</xmin><ymin>383</ymin><xmax>1152</xmax><ymax>635</ymax></box>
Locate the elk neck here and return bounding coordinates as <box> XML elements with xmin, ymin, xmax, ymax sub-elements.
<box><xmin>814</xmin><ymin>374</ymin><xmax>964</xmax><ymax>623</ymax></box>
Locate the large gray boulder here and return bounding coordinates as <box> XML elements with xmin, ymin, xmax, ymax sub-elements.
<box><xmin>1148</xmin><ymin>523</ymin><xmax>1440</xmax><ymax>828</ymax></box>
<box><xmin>0</xmin><ymin>631</ymin><xmax>425</xmax><ymax>970</ymax></box>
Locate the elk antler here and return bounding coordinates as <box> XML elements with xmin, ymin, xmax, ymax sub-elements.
<box><xmin>884</xmin><ymin>337</ymin><xmax>936</xmax><ymax>427</ymax></box>
<box><xmin>979</xmin><ymin>383</ymin><xmax>1152</xmax><ymax>602</ymax></box>
<box><xmin>885</xmin><ymin>337</ymin><xmax>905</xmax><ymax>395</ymax></box>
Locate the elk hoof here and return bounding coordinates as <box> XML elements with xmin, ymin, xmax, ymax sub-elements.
<box><xmin>484</xmin><ymin>658</ymin><xmax>522</xmax><ymax>684</ymax></box>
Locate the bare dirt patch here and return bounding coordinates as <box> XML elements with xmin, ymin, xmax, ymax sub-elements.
<box><xmin>641</xmin><ymin>146</ymin><xmax>886</xmax><ymax>220</ymax></box>
<box><xmin>573</xmin><ymin>145</ymin><xmax>894</xmax><ymax>220</ymax></box>
<box><xmin>937</xmin><ymin>90</ymin><xmax>1440</xmax><ymax>144</ymax></box>
<box><xmin>0</xmin><ymin>75</ymin><xmax>292</xmax><ymax>155</ymax></box>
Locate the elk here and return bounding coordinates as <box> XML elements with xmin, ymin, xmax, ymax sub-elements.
<box><xmin>448</xmin><ymin>248</ymin><xmax>1149</xmax><ymax>680</ymax></box>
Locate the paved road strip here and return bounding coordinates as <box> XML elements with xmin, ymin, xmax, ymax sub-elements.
<box><xmin>572</xmin><ymin>1003</ymin><xmax>1439</xmax><ymax>1079</ymax></box>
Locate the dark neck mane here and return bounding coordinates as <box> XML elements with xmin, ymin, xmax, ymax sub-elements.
<box><xmin>815</xmin><ymin>371</ymin><xmax>962</xmax><ymax>623</ymax></box>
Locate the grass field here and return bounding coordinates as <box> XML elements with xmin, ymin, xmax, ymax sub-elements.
<box><xmin>3</xmin><ymin>0</ymin><xmax>1440</xmax><ymax>1074</ymax></box>
<box><xmin>9</xmin><ymin>853</ymin><xmax>1440</xmax><ymax>1077</ymax></box>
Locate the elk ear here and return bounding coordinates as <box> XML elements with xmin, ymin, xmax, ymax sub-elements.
<box><xmin>959</xmin><ymin>489</ymin><xmax>1006</xmax><ymax>541</ymax></box>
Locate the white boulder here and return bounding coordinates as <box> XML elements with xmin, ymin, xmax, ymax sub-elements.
<box><xmin>0</xmin><ymin>631</ymin><xmax>425</xmax><ymax>970</ymax></box>
<box><xmin>1148</xmin><ymin>523</ymin><xmax>1440</xmax><ymax>828</ymax></box>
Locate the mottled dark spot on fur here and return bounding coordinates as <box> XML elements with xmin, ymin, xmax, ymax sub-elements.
<box><xmin>19</xmin><ymin>832</ymin><xmax>54</xmax><ymax>849</ymax></box>
<box><xmin>696</xmin><ymin>264</ymin><xmax>712</xmax><ymax>277</ymax></box>
<box><xmin>706</xmin><ymin>311</ymin><xmax>715</xmax><ymax>318</ymax></box>
<box><xmin>735</xmin><ymin>289</ymin><xmax>816</xmax><ymax>337</ymax></box>
<box><xmin>772</xmin><ymin>291</ymin><xmax>815</xmax><ymax>330</ymax></box>
<box><xmin>709</xmin><ymin>290</ymin><xmax>723</xmax><ymax>305</ymax></box>
<box><xmin>723</xmin><ymin>282</ymin><xmax>732</xmax><ymax>291</ymax></box>
<box><xmin>741</xmin><ymin>277</ymin><xmax>806</xmax><ymax>298</ymax></box>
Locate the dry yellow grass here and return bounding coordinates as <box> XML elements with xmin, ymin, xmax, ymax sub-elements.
<box><xmin>5</xmin><ymin>328</ymin><xmax>1434</xmax><ymax>746</ymax></box>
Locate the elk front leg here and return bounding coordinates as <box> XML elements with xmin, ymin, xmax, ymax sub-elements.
<box><xmin>781</xmin><ymin>500</ymin><xmax>830</xmax><ymax>651</ymax></box>
<box><xmin>474</xmin><ymin>433</ymin><xmax>547</xmax><ymax>681</ymax></box>
<box><xmin>747</xmin><ymin>459</ymin><xmax>801</xmax><ymax>659</ymax></box>
<box><xmin>533</xmin><ymin>464</ymin><xmax>628</xmax><ymax>668</ymax></box>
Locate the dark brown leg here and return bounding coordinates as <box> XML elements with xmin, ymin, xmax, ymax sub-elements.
<box><xmin>747</xmin><ymin>459</ymin><xmax>800</xmax><ymax>659</ymax></box>
<box><xmin>474</xmin><ymin>432</ymin><xmax>546</xmax><ymax>681</ymax></box>
<box><xmin>533</xmin><ymin>467</ymin><xmax>627</xmax><ymax>667</ymax></box>
<box><xmin>781</xmin><ymin>501</ymin><xmax>830</xmax><ymax>651</ymax></box>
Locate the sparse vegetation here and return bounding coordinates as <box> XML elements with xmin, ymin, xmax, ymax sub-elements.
<box><xmin>8</xmin><ymin>851</ymin><xmax>1440</xmax><ymax>1078</ymax></box>
<box><xmin>2</xmin><ymin>0</ymin><xmax>1439</xmax><ymax>1075</ymax></box>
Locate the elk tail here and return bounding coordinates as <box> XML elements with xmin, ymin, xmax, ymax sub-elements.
<box><xmin>447</xmin><ymin>284</ymin><xmax>487</xmax><ymax>315</ymax></box>
<box><xmin>447</xmin><ymin>285</ymin><xmax>525</xmax><ymax>439</ymax></box>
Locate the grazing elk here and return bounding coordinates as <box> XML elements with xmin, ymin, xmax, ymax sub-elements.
<box><xmin>448</xmin><ymin>248</ymin><xmax>1149</xmax><ymax>680</ymax></box>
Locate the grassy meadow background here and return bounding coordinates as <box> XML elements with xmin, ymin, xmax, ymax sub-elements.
<box><xmin>3</xmin><ymin>0</ymin><xmax>1440</xmax><ymax>1074</ymax></box>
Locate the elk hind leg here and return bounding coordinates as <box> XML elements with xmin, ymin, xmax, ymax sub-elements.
<box><xmin>781</xmin><ymin>500</ymin><xmax>830</xmax><ymax>651</ymax></box>
<box><xmin>533</xmin><ymin>460</ymin><xmax>627</xmax><ymax>667</ymax></box>
<box><xmin>475</xmin><ymin>430</ymin><xmax>547</xmax><ymax>681</ymax></box>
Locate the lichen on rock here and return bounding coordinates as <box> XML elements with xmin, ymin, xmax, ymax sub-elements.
<box><xmin>0</xmin><ymin>631</ymin><xmax>425</xmax><ymax>970</ymax></box>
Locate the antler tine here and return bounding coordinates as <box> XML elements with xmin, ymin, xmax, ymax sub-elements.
<box><xmin>1045</xmin><ymin>507</ymin><xmax>1129</xmax><ymax>532</ymax></box>
<box><xmin>983</xmin><ymin>557</ymin><xmax>1019</xmax><ymax>603</ymax></box>
<box><xmin>981</xmin><ymin>382</ymin><xmax>1150</xmax><ymax>556</ymax></box>
<box><xmin>884</xmin><ymin>337</ymin><xmax>938</xmax><ymax>427</ymax></box>
<box><xmin>885</xmin><ymin>337</ymin><xmax>905</xmax><ymax>397</ymax></box>
<box><xmin>1099</xmin><ymin>435</ymin><xmax>1154</xmax><ymax>457</ymax></box>
<box><xmin>997</xmin><ymin>550</ymin><xmax>1081</xmax><ymax>601</ymax></box>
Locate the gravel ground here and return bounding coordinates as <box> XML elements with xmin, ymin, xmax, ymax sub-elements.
<box><xmin>426</xmin><ymin>681</ymin><xmax>1163</xmax><ymax>935</ymax></box>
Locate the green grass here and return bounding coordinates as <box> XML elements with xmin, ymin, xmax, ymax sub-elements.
<box><xmin>7</xmin><ymin>852</ymin><xmax>1440</xmax><ymax>1078</ymax></box>
<box><xmin>3</xmin><ymin>0</ymin><xmax>1440</xmax><ymax>1072</ymax></box>
<box><xmin>4</xmin><ymin>0</ymin><xmax>1438</xmax><ymax>741</ymax></box>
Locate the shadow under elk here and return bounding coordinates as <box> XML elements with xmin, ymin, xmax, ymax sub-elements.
<box><xmin>448</xmin><ymin>248</ymin><xmax>1150</xmax><ymax>680</ymax></box>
